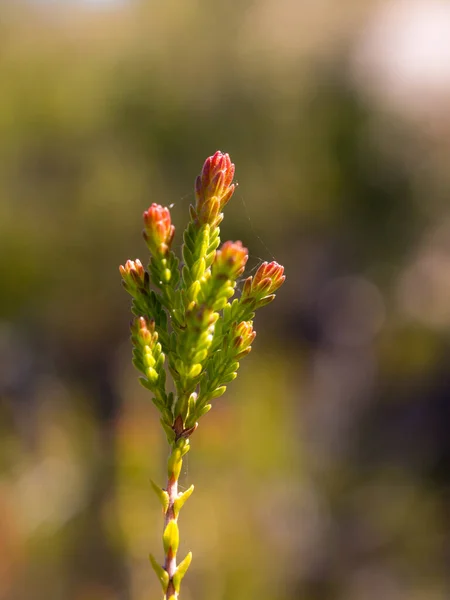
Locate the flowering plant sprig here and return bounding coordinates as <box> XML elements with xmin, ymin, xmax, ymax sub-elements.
<box><xmin>120</xmin><ymin>151</ymin><xmax>285</xmax><ymax>599</ymax></box>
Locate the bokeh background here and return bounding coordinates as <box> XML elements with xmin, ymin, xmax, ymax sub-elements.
<box><xmin>2</xmin><ymin>1</ymin><xmax>450</xmax><ymax>599</ymax></box>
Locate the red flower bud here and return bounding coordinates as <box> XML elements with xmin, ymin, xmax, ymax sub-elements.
<box><xmin>241</xmin><ymin>261</ymin><xmax>285</xmax><ymax>301</ymax></box>
<box><xmin>195</xmin><ymin>151</ymin><xmax>236</xmax><ymax>225</ymax></box>
<box><xmin>213</xmin><ymin>240</ymin><xmax>248</xmax><ymax>280</ymax></box>
<box><xmin>143</xmin><ymin>203</ymin><xmax>175</xmax><ymax>256</ymax></box>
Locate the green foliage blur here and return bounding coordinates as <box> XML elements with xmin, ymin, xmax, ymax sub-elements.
<box><xmin>1</xmin><ymin>1</ymin><xmax>450</xmax><ymax>599</ymax></box>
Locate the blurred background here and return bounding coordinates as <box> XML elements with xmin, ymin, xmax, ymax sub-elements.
<box><xmin>1</xmin><ymin>0</ymin><xmax>450</xmax><ymax>599</ymax></box>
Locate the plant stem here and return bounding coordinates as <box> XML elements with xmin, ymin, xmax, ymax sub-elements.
<box><xmin>161</xmin><ymin>434</ymin><xmax>190</xmax><ymax>600</ymax></box>
<box><xmin>164</xmin><ymin>465</ymin><xmax>179</xmax><ymax>597</ymax></box>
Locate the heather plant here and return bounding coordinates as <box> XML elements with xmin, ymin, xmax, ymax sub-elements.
<box><xmin>120</xmin><ymin>151</ymin><xmax>285</xmax><ymax>599</ymax></box>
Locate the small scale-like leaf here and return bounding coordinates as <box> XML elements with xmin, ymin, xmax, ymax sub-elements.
<box><xmin>160</xmin><ymin>419</ymin><xmax>176</xmax><ymax>444</ymax></box>
<box><xmin>183</xmin><ymin>244</ymin><xmax>193</xmax><ymax>266</ymax></box>
<box><xmin>179</xmin><ymin>440</ymin><xmax>190</xmax><ymax>457</ymax></box>
<box><xmin>187</xmin><ymin>280</ymin><xmax>201</xmax><ymax>301</ymax></box>
<box><xmin>210</xmin><ymin>386</ymin><xmax>226</xmax><ymax>400</ymax></box>
<box><xmin>167</xmin><ymin>447</ymin><xmax>183</xmax><ymax>480</ymax></box>
<box><xmin>254</xmin><ymin>294</ymin><xmax>275</xmax><ymax>308</ymax></box>
<box><xmin>198</xmin><ymin>404</ymin><xmax>212</xmax><ymax>418</ymax></box>
<box><xmin>149</xmin><ymin>553</ymin><xmax>169</xmax><ymax>592</ymax></box>
<box><xmin>163</xmin><ymin>520</ymin><xmax>179</xmax><ymax>555</ymax></box>
<box><xmin>182</xmin><ymin>264</ymin><xmax>192</xmax><ymax>287</ymax></box>
<box><xmin>173</xmin><ymin>485</ymin><xmax>194</xmax><ymax>517</ymax></box>
<box><xmin>149</xmin><ymin>395</ymin><xmax>164</xmax><ymax>412</ymax></box>
<box><xmin>193</xmin><ymin>349</ymin><xmax>208</xmax><ymax>363</ymax></box>
<box><xmin>150</xmin><ymin>479</ymin><xmax>170</xmax><ymax>513</ymax></box>
<box><xmin>220</xmin><ymin>372</ymin><xmax>237</xmax><ymax>384</ymax></box>
<box><xmin>191</xmin><ymin>257</ymin><xmax>206</xmax><ymax>281</ymax></box>
<box><xmin>138</xmin><ymin>376</ymin><xmax>154</xmax><ymax>391</ymax></box>
<box><xmin>172</xmin><ymin>551</ymin><xmax>193</xmax><ymax>593</ymax></box>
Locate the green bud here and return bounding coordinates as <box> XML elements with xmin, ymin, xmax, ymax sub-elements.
<box><xmin>143</xmin><ymin>350</ymin><xmax>155</xmax><ymax>367</ymax></box>
<box><xmin>188</xmin><ymin>363</ymin><xmax>202</xmax><ymax>378</ymax></box>
<box><xmin>146</xmin><ymin>366</ymin><xmax>159</xmax><ymax>382</ymax></box>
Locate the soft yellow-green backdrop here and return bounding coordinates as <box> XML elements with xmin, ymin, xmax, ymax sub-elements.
<box><xmin>1</xmin><ymin>1</ymin><xmax>450</xmax><ymax>599</ymax></box>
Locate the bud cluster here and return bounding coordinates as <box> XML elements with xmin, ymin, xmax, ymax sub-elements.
<box><xmin>119</xmin><ymin>259</ymin><xmax>146</xmax><ymax>295</ymax></box>
<box><xmin>120</xmin><ymin>151</ymin><xmax>285</xmax><ymax>599</ymax></box>
<box><xmin>194</xmin><ymin>151</ymin><xmax>235</xmax><ymax>227</ymax></box>
<box><xmin>143</xmin><ymin>203</ymin><xmax>175</xmax><ymax>256</ymax></box>
<box><xmin>242</xmin><ymin>261</ymin><xmax>285</xmax><ymax>307</ymax></box>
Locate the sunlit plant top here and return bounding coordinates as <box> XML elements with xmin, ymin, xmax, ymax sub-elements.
<box><xmin>120</xmin><ymin>151</ymin><xmax>285</xmax><ymax>599</ymax></box>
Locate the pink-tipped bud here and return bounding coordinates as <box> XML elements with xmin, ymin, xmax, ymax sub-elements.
<box><xmin>242</xmin><ymin>261</ymin><xmax>285</xmax><ymax>301</ymax></box>
<box><xmin>132</xmin><ymin>316</ymin><xmax>157</xmax><ymax>347</ymax></box>
<box><xmin>213</xmin><ymin>240</ymin><xmax>248</xmax><ymax>280</ymax></box>
<box><xmin>143</xmin><ymin>203</ymin><xmax>175</xmax><ymax>256</ymax></box>
<box><xmin>119</xmin><ymin>259</ymin><xmax>146</xmax><ymax>290</ymax></box>
<box><xmin>195</xmin><ymin>151</ymin><xmax>236</xmax><ymax>225</ymax></box>
<box><xmin>232</xmin><ymin>320</ymin><xmax>256</xmax><ymax>357</ymax></box>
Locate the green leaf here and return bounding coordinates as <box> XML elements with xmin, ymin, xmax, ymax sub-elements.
<box><xmin>210</xmin><ymin>386</ymin><xmax>226</xmax><ymax>400</ymax></box>
<box><xmin>173</xmin><ymin>485</ymin><xmax>194</xmax><ymax>517</ymax></box>
<box><xmin>150</xmin><ymin>479</ymin><xmax>170</xmax><ymax>513</ymax></box>
<box><xmin>149</xmin><ymin>553</ymin><xmax>169</xmax><ymax>592</ymax></box>
<box><xmin>167</xmin><ymin>447</ymin><xmax>183</xmax><ymax>480</ymax></box>
<box><xmin>198</xmin><ymin>404</ymin><xmax>212</xmax><ymax>418</ymax></box>
<box><xmin>220</xmin><ymin>372</ymin><xmax>237</xmax><ymax>384</ymax></box>
<box><xmin>191</xmin><ymin>257</ymin><xmax>205</xmax><ymax>281</ymax></box>
<box><xmin>163</xmin><ymin>521</ymin><xmax>179</xmax><ymax>555</ymax></box>
<box><xmin>160</xmin><ymin>419</ymin><xmax>176</xmax><ymax>444</ymax></box>
<box><xmin>172</xmin><ymin>551</ymin><xmax>193</xmax><ymax>593</ymax></box>
<box><xmin>179</xmin><ymin>439</ymin><xmax>191</xmax><ymax>457</ymax></box>
<box><xmin>138</xmin><ymin>376</ymin><xmax>153</xmax><ymax>391</ymax></box>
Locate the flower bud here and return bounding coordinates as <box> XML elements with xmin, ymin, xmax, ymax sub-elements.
<box><xmin>119</xmin><ymin>259</ymin><xmax>146</xmax><ymax>291</ymax></box>
<box><xmin>232</xmin><ymin>320</ymin><xmax>256</xmax><ymax>358</ymax></box>
<box><xmin>213</xmin><ymin>240</ymin><xmax>248</xmax><ymax>280</ymax></box>
<box><xmin>132</xmin><ymin>316</ymin><xmax>158</xmax><ymax>347</ymax></box>
<box><xmin>195</xmin><ymin>151</ymin><xmax>236</xmax><ymax>225</ymax></box>
<box><xmin>143</xmin><ymin>203</ymin><xmax>175</xmax><ymax>256</ymax></box>
<box><xmin>241</xmin><ymin>261</ymin><xmax>285</xmax><ymax>301</ymax></box>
